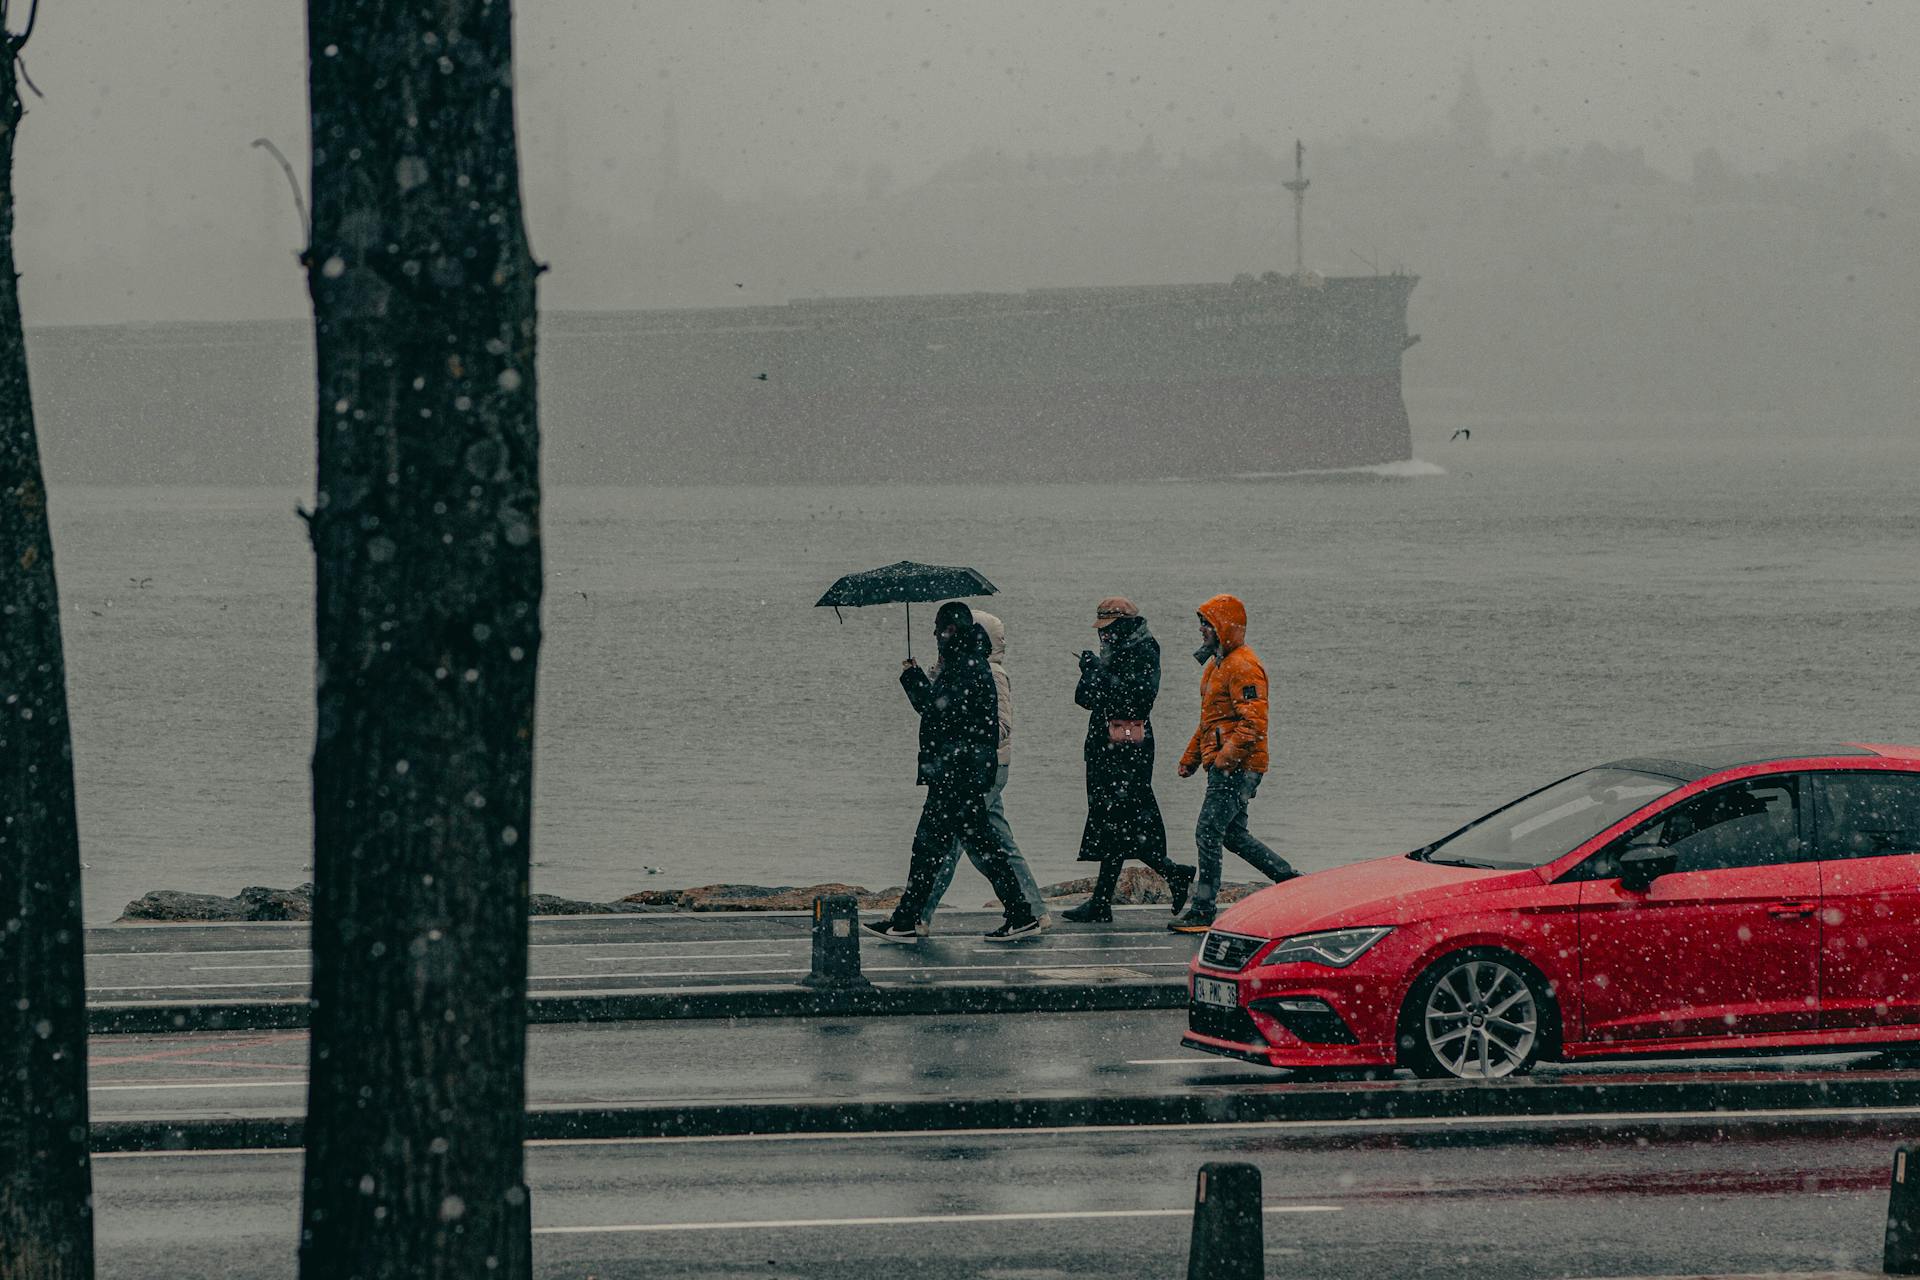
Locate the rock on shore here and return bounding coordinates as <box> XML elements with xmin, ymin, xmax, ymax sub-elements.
<box><xmin>118</xmin><ymin>867</ymin><xmax>1265</xmax><ymax>923</ymax></box>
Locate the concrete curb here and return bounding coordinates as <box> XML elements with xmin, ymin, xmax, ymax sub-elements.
<box><xmin>88</xmin><ymin>1068</ymin><xmax>1920</xmax><ymax>1154</ymax></box>
<box><xmin>87</xmin><ymin>979</ymin><xmax>1190</xmax><ymax>1035</ymax></box>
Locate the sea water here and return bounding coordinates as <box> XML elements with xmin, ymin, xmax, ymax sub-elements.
<box><xmin>47</xmin><ymin>423</ymin><xmax>1920</xmax><ymax>922</ymax></box>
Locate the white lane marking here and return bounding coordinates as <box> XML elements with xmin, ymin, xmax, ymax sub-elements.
<box><xmin>186</xmin><ymin>952</ymin><xmax>797</xmax><ymax>971</ymax></box>
<box><xmin>528</xmin><ymin>939</ymin><xmax>808</xmax><ymax>949</ymax></box>
<box><xmin>87</xmin><ymin>990</ymin><xmax>309</xmax><ymax>997</ymax></box>
<box><xmin>89</xmin><ymin>961</ymin><xmax>1192</xmax><ymax>990</ymax></box>
<box><xmin>525</xmin><ymin>962</ymin><xmax>1193</xmax><ymax>981</ymax></box>
<box><xmin>88</xmin><ymin>1101</ymin><xmax>1920</xmax><ymax>1162</ymax></box>
<box><xmin>531</xmin><ymin>1205</ymin><xmax>1340</xmax><ymax>1235</ymax></box>
<box><xmin>98</xmin><ymin>1148</ymin><xmax>304</xmax><ymax>1159</ymax></box>
<box><xmin>93</xmin><ymin>936</ymin><xmax>1168</xmax><ymax>961</ymax></box>
<box><xmin>968</xmin><ymin>945</ymin><xmax>1177</xmax><ymax>954</ymax></box>
<box><xmin>528</xmin><ymin>1103</ymin><xmax>1920</xmax><ymax>1148</ymax></box>
<box><xmin>91</xmin><ymin>939</ymin><xmax>810</xmax><ymax>961</ymax></box>
<box><xmin>91</xmin><ymin>948</ymin><xmax>310</xmax><ymax>960</ymax></box>
<box><xmin>87</xmin><ymin>1059</ymin><xmax>1226</xmax><ymax>1094</ymax></box>
<box><xmin>91</xmin><ymin>1080</ymin><xmax>305</xmax><ymax>1092</ymax></box>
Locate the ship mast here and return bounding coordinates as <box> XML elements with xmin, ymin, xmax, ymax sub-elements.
<box><xmin>1282</xmin><ymin>138</ymin><xmax>1309</xmax><ymax>277</ymax></box>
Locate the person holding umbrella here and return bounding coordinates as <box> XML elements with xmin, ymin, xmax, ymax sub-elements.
<box><xmin>866</xmin><ymin>601</ymin><xmax>1045</xmax><ymax>944</ymax></box>
<box><xmin>916</xmin><ymin>611</ymin><xmax>1052</xmax><ymax>937</ymax></box>
<box><xmin>1062</xmin><ymin>597</ymin><xmax>1195</xmax><ymax>923</ymax></box>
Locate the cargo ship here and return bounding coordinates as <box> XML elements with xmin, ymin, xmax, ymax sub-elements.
<box><xmin>543</xmin><ymin>144</ymin><xmax>1418</xmax><ymax>482</ymax></box>
<box><xmin>31</xmin><ymin>146</ymin><xmax>1419</xmax><ymax>485</ymax></box>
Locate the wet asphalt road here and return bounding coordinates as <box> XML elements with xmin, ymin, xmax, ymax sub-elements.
<box><xmin>86</xmin><ymin>1010</ymin><xmax>1228</xmax><ymax>1122</ymax></box>
<box><xmin>93</xmin><ymin>1123</ymin><xmax>1902</xmax><ymax>1278</ymax></box>
<box><xmin>85</xmin><ymin>1009</ymin><xmax>1920</xmax><ymax>1125</ymax></box>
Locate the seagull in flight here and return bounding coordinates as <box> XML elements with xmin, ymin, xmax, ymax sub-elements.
<box><xmin>1450</xmin><ymin>428</ymin><xmax>1472</xmax><ymax>442</ymax></box>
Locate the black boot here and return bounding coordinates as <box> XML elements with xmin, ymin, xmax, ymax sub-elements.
<box><xmin>1064</xmin><ymin>859</ymin><xmax>1122</xmax><ymax>923</ymax></box>
<box><xmin>1165</xmin><ymin>864</ymin><xmax>1197</xmax><ymax>915</ymax></box>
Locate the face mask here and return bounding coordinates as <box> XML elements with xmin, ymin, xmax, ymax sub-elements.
<box><xmin>1194</xmin><ymin>622</ymin><xmax>1217</xmax><ymax>664</ymax></box>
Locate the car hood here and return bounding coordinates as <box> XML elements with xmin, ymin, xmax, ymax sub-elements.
<box><xmin>1212</xmin><ymin>853</ymin><xmax>1531</xmax><ymax>940</ymax></box>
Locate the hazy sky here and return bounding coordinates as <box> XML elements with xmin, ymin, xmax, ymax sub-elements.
<box><xmin>13</xmin><ymin>0</ymin><xmax>1918</xmax><ymax>323</ymax></box>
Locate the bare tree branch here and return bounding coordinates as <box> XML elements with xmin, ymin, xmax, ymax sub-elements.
<box><xmin>5</xmin><ymin>0</ymin><xmax>38</xmax><ymax>51</ymax></box>
<box><xmin>251</xmin><ymin>137</ymin><xmax>310</xmax><ymax>244</ymax></box>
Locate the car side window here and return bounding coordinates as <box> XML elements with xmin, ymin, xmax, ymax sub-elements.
<box><xmin>1589</xmin><ymin>776</ymin><xmax>1804</xmax><ymax>877</ymax></box>
<box><xmin>1814</xmin><ymin>771</ymin><xmax>1920</xmax><ymax>860</ymax></box>
<box><xmin>1650</xmin><ymin>777</ymin><xmax>1802</xmax><ymax>873</ymax></box>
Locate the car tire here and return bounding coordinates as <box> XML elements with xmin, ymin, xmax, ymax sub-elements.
<box><xmin>1398</xmin><ymin>949</ymin><xmax>1555</xmax><ymax>1080</ymax></box>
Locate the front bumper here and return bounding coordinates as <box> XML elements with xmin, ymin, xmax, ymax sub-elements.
<box><xmin>1184</xmin><ymin>950</ymin><xmax>1403</xmax><ymax>1070</ymax></box>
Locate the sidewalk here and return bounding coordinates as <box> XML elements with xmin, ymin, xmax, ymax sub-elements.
<box><xmin>86</xmin><ymin>906</ymin><xmax>1199</xmax><ymax>1033</ymax></box>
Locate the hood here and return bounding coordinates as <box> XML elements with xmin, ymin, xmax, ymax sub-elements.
<box><xmin>973</xmin><ymin>611</ymin><xmax>1006</xmax><ymax>665</ymax></box>
<box><xmin>1210</xmin><ymin>853</ymin><xmax>1526</xmax><ymax>940</ymax></box>
<box><xmin>1196</xmin><ymin>594</ymin><xmax>1248</xmax><ymax>653</ymax></box>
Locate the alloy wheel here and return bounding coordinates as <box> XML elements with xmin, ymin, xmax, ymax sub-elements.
<box><xmin>1421</xmin><ymin>957</ymin><xmax>1539</xmax><ymax>1079</ymax></box>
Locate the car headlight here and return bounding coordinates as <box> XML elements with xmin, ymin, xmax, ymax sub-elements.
<box><xmin>1260</xmin><ymin>926</ymin><xmax>1394</xmax><ymax>968</ymax></box>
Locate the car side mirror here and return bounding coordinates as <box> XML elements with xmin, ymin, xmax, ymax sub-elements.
<box><xmin>1618</xmin><ymin>845</ymin><xmax>1677</xmax><ymax>892</ymax></box>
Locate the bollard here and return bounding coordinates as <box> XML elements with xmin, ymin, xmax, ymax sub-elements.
<box><xmin>1186</xmin><ymin>1161</ymin><xmax>1262</xmax><ymax>1280</ymax></box>
<box><xmin>801</xmin><ymin>894</ymin><xmax>873</xmax><ymax>990</ymax></box>
<box><xmin>1889</xmin><ymin>1144</ymin><xmax>1920</xmax><ymax>1275</ymax></box>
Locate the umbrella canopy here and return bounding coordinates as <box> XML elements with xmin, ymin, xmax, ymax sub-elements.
<box><xmin>815</xmin><ymin>560</ymin><xmax>997</xmax><ymax>609</ymax></box>
<box><xmin>816</xmin><ymin>560</ymin><xmax>998</xmax><ymax>659</ymax></box>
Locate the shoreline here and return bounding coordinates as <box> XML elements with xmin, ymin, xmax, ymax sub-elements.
<box><xmin>115</xmin><ymin>867</ymin><xmax>1265</xmax><ymax>923</ymax></box>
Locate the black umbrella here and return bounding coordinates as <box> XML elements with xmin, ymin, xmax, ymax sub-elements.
<box><xmin>816</xmin><ymin>560</ymin><xmax>999</xmax><ymax>659</ymax></box>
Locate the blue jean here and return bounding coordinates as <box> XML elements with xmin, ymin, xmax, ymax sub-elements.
<box><xmin>922</xmin><ymin>764</ymin><xmax>1048</xmax><ymax>924</ymax></box>
<box><xmin>1192</xmin><ymin>767</ymin><xmax>1296</xmax><ymax>912</ymax></box>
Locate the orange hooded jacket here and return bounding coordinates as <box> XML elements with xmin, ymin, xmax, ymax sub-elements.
<box><xmin>1179</xmin><ymin>594</ymin><xmax>1269</xmax><ymax>775</ymax></box>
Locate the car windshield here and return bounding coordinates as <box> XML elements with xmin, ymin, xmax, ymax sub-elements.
<box><xmin>1416</xmin><ymin>768</ymin><xmax>1681</xmax><ymax>869</ymax></box>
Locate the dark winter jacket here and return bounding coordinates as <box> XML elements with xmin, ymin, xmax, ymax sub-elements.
<box><xmin>1073</xmin><ymin>616</ymin><xmax>1168</xmax><ymax>864</ymax></box>
<box><xmin>901</xmin><ymin>622</ymin><xmax>999</xmax><ymax>792</ymax></box>
<box><xmin>1075</xmin><ymin>616</ymin><xmax>1161</xmax><ymax>753</ymax></box>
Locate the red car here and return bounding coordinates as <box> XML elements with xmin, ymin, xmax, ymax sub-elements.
<box><xmin>1184</xmin><ymin>743</ymin><xmax>1920</xmax><ymax>1078</ymax></box>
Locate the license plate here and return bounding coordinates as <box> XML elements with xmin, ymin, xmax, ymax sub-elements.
<box><xmin>1193</xmin><ymin>976</ymin><xmax>1239</xmax><ymax>1008</ymax></box>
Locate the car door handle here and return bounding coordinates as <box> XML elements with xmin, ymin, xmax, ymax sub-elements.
<box><xmin>1766</xmin><ymin>902</ymin><xmax>1817</xmax><ymax>919</ymax></box>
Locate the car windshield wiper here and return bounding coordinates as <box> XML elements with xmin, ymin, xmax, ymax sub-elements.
<box><xmin>1424</xmin><ymin>856</ymin><xmax>1503</xmax><ymax>869</ymax></box>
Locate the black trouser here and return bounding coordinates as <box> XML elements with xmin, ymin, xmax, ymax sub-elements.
<box><xmin>893</xmin><ymin>781</ymin><xmax>1033</xmax><ymax>928</ymax></box>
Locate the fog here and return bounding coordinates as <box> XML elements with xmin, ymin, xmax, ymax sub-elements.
<box><xmin>18</xmin><ymin>3</ymin><xmax>1919</xmax><ymax>313</ymax></box>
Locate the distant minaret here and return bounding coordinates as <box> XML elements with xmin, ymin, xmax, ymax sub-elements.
<box><xmin>658</xmin><ymin>96</ymin><xmax>682</xmax><ymax>191</ymax></box>
<box><xmin>1448</xmin><ymin>60</ymin><xmax>1492</xmax><ymax>152</ymax></box>
<box><xmin>1282</xmin><ymin>139</ymin><xmax>1309</xmax><ymax>276</ymax></box>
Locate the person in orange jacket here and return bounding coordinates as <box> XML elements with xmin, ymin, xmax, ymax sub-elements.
<box><xmin>1169</xmin><ymin>593</ymin><xmax>1299</xmax><ymax>932</ymax></box>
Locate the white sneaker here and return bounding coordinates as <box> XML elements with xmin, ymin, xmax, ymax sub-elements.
<box><xmin>982</xmin><ymin>918</ymin><xmax>1044</xmax><ymax>943</ymax></box>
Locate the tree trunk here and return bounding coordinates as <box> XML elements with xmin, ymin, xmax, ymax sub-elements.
<box><xmin>0</xmin><ymin>7</ymin><xmax>98</xmax><ymax>1277</ymax></box>
<box><xmin>298</xmin><ymin>2</ymin><xmax>541</xmax><ymax>1276</ymax></box>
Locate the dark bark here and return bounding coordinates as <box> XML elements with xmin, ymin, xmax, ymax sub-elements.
<box><xmin>298</xmin><ymin>2</ymin><xmax>541</xmax><ymax>1277</ymax></box>
<box><xmin>0</xmin><ymin>4</ymin><xmax>97</xmax><ymax>1277</ymax></box>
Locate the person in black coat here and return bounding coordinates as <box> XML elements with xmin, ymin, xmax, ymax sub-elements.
<box><xmin>868</xmin><ymin>600</ymin><xmax>1042</xmax><ymax>943</ymax></box>
<box><xmin>1062</xmin><ymin>597</ymin><xmax>1196</xmax><ymax>923</ymax></box>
